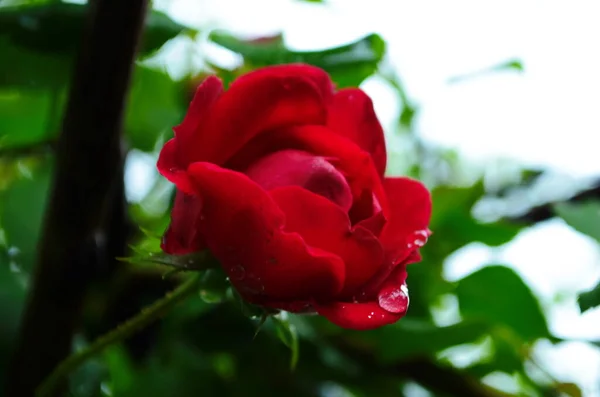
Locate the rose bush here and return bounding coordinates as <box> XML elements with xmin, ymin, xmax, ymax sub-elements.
<box><xmin>158</xmin><ymin>64</ymin><xmax>431</xmax><ymax>330</ymax></box>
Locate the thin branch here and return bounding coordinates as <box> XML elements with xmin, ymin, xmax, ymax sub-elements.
<box><xmin>334</xmin><ymin>340</ymin><xmax>508</xmax><ymax>397</ymax></box>
<box><xmin>507</xmin><ymin>180</ymin><xmax>600</xmax><ymax>224</ymax></box>
<box><xmin>6</xmin><ymin>0</ymin><xmax>148</xmax><ymax>395</ymax></box>
<box><xmin>36</xmin><ymin>273</ymin><xmax>202</xmax><ymax>397</ymax></box>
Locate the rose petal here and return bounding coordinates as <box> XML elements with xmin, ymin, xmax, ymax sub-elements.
<box><xmin>161</xmin><ymin>190</ymin><xmax>205</xmax><ymax>254</ymax></box>
<box><xmin>315</xmin><ymin>261</ymin><xmax>410</xmax><ymax>330</ymax></box>
<box><xmin>186</xmin><ymin>162</ymin><xmax>345</xmax><ymax>301</ymax></box>
<box><xmin>156</xmin><ymin>138</ymin><xmax>194</xmax><ymax>194</ymax></box>
<box><xmin>380</xmin><ymin>177</ymin><xmax>432</xmax><ymax>262</ymax></box>
<box><xmin>174</xmin><ymin>76</ymin><xmax>223</xmax><ymax>165</ymax></box>
<box><xmin>233</xmin><ymin>125</ymin><xmax>389</xmax><ymax>215</ymax></box>
<box><xmin>327</xmin><ymin>88</ymin><xmax>387</xmax><ymax>176</ymax></box>
<box><xmin>245</xmin><ymin>149</ymin><xmax>353</xmax><ymax>211</ymax></box>
<box><xmin>270</xmin><ymin>186</ymin><xmax>384</xmax><ymax>297</ymax></box>
<box><xmin>357</xmin><ymin>177</ymin><xmax>432</xmax><ymax>298</ymax></box>
<box><xmin>187</xmin><ymin>65</ymin><xmax>333</xmax><ymax>166</ymax></box>
<box><xmin>314</xmin><ymin>300</ymin><xmax>405</xmax><ymax>330</ymax></box>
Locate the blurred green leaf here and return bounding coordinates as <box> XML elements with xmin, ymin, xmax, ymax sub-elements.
<box><xmin>358</xmin><ymin>319</ymin><xmax>491</xmax><ymax>362</ymax></box>
<box><xmin>68</xmin><ymin>357</ymin><xmax>105</xmax><ymax>397</ymax></box>
<box><xmin>428</xmin><ymin>183</ymin><xmax>523</xmax><ymax>258</ymax></box>
<box><xmin>271</xmin><ymin>315</ymin><xmax>300</xmax><ymax>370</ymax></box>
<box><xmin>0</xmin><ymin>88</ymin><xmax>63</xmax><ymax>148</ymax></box>
<box><xmin>0</xmin><ymin>35</ymin><xmax>72</xmax><ymax>89</ymax></box>
<box><xmin>0</xmin><ymin>3</ymin><xmax>187</xmax><ymax>93</ymax></box>
<box><xmin>554</xmin><ymin>200</ymin><xmax>600</xmax><ymax>243</ymax></box>
<box><xmin>456</xmin><ymin>265</ymin><xmax>549</xmax><ymax>342</ymax></box>
<box><xmin>125</xmin><ymin>66</ymin><xmax>186</xmax><ymax>152</ymax></box>
<box><xmin>209</xmin><ymin>31</ymin><xmax>385</xmax><ymax>87</ymax></box>
<box><xmin>0</xmin><ymin>2</ymin><xmax>187</xmax><ymax>57</ymax></box>
<box><xmin>555</xmin><ymin>382</ymin><xmax>583</xmax><ymax>397</ymax></box>
<box><xmin>0</xmin><ymin>158</ymin><xmax>52</xmax><ymax>272</ymax></box>
<box><xmin>578</xmin><ymin>281</ymin><xmax>600</xmax><ymax>312</ymax></box>
<box><xmin>449</xmin><ymin>58</ymin><xmax>524</xmax><ymax>83</ymax></box>
<box><xmin>0</xmin><ymin>65</ymin><xmax>184</xmax><ymax>152</ymax></box>
<box><xmin>0</xmin><ymin>254</ymin><xmax>27</xmax><ymax>392</ymax></box>
<box><xmin>104</xmin><ymin>345</ymin><xmax>136</xmax><ymax>395</ymax></box>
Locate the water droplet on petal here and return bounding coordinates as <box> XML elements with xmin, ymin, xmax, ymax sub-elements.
<box><xmin>229</xmin><ymin>265</ymin><xmax>246</xmax><ymax>281</ymax></box>
<box><xmin>409</xmin><ymin>229</ymin><xmax>430</xmax><ymax>248</ymax></box>
<box><xmin>378</xmin><ymin>283</ymin><xmax>409</xmax><ymax>314</ymax></box>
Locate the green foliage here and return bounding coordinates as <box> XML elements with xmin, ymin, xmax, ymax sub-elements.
<box><xmin>125</xmin><ymin>67</ymin><xmax>186</xmax><ymax>152</ymax></box>
<box><xmin>429</xmin><ymin>182</ymin><xmax>523</xmax><ymax>260</ymax></box>
<box><xmin>456</xmin><ymin>265</ymin><xmax>549</xmax><ymax>342</ymax></box>
<box><xmin>362</xmin><ymin>318</ymin><xmax>491</xmax><ymax>362</ymax></box>
<box><xmin>0</xmin><ymin>3</ymin><xmax>188</xmax><ymax>153</ymax></box>
<box><xmin>554</xmin><ymin>200</ymin><xmax>600</xmax><ymax>243</ymax></box>
<box><xmin>0</xmin><ymin>158</ymin><xmax>53</xmax><ymax>272</ymax></box>
<box><xmin>271</xmin><ymin>315</ymin><xmax>300</xmax><ymax>370</ymax></box>
<box><xmin>0</xmin><ymin>3</ymin><xmax>187</xmax><ymax>57</ymax></box>
<box><xmin>578</xmin><ymin>281</ymin><xmax>600</xmax><ymax>312</ymax></box>
<box><xmin>209</xmin><ymin>31</ymin><xmax>386</xmax><ymax>87</ymax></box>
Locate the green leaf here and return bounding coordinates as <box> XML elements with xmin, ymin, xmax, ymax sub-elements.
<box><xmin>578</xmin><ymin>281</ymin><xmax>600</xmax><ymax>312</ymax></box>
<box><xmin>359</xmin><ymin>318</ymin><xmax>491</xmax><ymax>362</ymax></box>
<box><xmin>0</xmin><ymin>251</ymin><xmax>27</xmax><ymax>392</ymax></box>
<box><xmin>0</xmin><ymin>3</ymin><xmax>187</xmax><ymax>57</ymax></box>
<box><xmin>0</xmin><ymin>3</ymin><xmax>187</xmax><ymax>91</ymax></box>
<box><xmin>554</xmin><ymin>200</ymin><xmax>600</xmax><ymax>243</ymax></box>
<box><xmin>209</xmin><ymin>31</ymin><xmax>386</xmax><ymax>87</ymax></box>
<box><xmin>448</xmin><ymin>58</ymin><xmax>524</xmax><ymax>83</ymax></box>
<box><xmin>428</xmin><ymin>182</ymin><xmax>523</xmax><ymax>257</ymax></box>
<box><xmin>104</xmin><ymin>345</ymin><xmax>136</xmax><ymax>395</ymax></box>
<box><xmin>124</xmin><ymin>66</ymin><xmax>186</xmax><ymax>152</ymax></box>
<box><xmin>456</xmin><ymin>265</ymin><xmax>549</xmax><ymax>342</ymax></box>
<box><xmin>0</xmin><ymin>88</ymin><xmax>64</xmax><ymax>148</ymax></box>
<box><xmin>0</xmin><ymin>65</ymin><xmax>184</xmax><ymax>152</ymax></box>
<box><xmin>0</xmin><ymin>158</ymin><xmax>53</xmax><ymax>272</ymax></box>
<box><xmin>271</xmin><ymin>315</ymin><xmax>300</xmax><ymax>370</ymax></box>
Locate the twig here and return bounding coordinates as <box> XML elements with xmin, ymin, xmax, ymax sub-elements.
<box><xmin>36</xmin><ymin>273</ymin><xmax>202</xmax><ymax>397</ymax></box>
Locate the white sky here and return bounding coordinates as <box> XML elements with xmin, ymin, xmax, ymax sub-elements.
<box><xmin>132</xmin><ymin>0</ymin><xmax>600</xmax><ymax>394</ymax></box>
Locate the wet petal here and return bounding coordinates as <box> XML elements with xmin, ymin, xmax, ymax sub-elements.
<box><xmin>161</xmin><ymin>190</ymin><xmax>205</xmax><ymax>254</ymax></box>
<box><xmin>187</xmin><ymin>65</ymin><xmax>333</xmax><ymax>166</ymax></box>
<box><xmin>376</xmin><ymin>266</ymin><xmax>409</xmax><ymax>314</ymax></box>
<box><xmin>314</xmin><ymin>300</ymin><xmax>406</xmax><ymax>330</ymax></box>
<box><xmin>186</xmin><ymin>162</ymin><xmax>345</xmax><ymax>301</ymax></box>
<box><xmin>270</xmin><ymin>186</ymin><xmax>384</xmax><ymax>296</ymax></box>
<box><xmin>327</xmin><ymin>88</ymin><xmax>387</xmax><ymax>176</ymax></box>
<box><xmin>156</xmin><ymin>138</ymin><xmax>194</xmax><ymax>194</ymax></box>
<box><xmin>173</xmin><ymin>76</ymin><xmax>223</xmax><ymax>165</ymax></box>
<box><xmin>380</xmin><ymin>177</ymin><xmax>432</xmax><ymax>263</ymax></box>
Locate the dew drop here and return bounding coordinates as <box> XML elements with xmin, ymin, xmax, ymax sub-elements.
<box><xmin>409</xmin><ymin>229</ymin><xmax>430</xmax><ymax>248</ymax></box>
<box><xmin>229</xmin><ymin>265</ymin><xmax>246</xmax><ymax>281</ymax></box>
<box><xmin>200</xmin><ymin>289</ymin><xmax>224</xmax><ymax>304</ymax></box>
<box><xmin>378</xmin><ymin>284</ymin><xmax>409</xmax><ymax>314</ymax></box>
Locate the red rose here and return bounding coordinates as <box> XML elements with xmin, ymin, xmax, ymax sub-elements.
<box><xmin>157</xmin><ymin>64</ymin><xmax>432</xmax><ymax>330</ymax></box>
